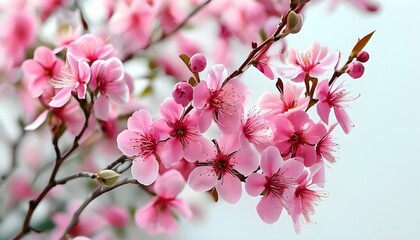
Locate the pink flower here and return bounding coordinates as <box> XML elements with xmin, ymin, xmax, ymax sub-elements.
<box><xmin>90</xmin><ymin>57</ymin><xmax>129</xmax><ymax>120</ymax></box>
<box><xmin>103</xmin><ymin>206</ymin><xmax>130</xmax><ymax>228</ymax></box>
<box><xmin>68</xmin><ymin>34</ymin><xmax>114</xmax><ymax>63</ymax></box>
<box><xmin>278</xmin><ymin>42</ymin><xmax>339</xmax><ymax>82</ymax></box>
<box><xmin>258</xmin><ymin>81</ymin><xmax>309</xmax><ymax>120</ymax></box>
<box><xmin>154</xmin><ymin>98</ymin><xmax>213</xmax><ymax>167</ymax></box>
<box><xmin>245</xmin><ymin>146</ymin><xmax>304</xmax><ymax>224</ymax></box>
<box><xmin>49</xmin><ymin>52</ymin><xmax>91</xmax><ymax>107</ymax></box>
<box><xmin>188</xmin><ymin>137</ymin><xmax>258</xmax><ymax>204</ymax></box>
<box><xmin>273</xmin><ymin>111</ymin><xmax>325</xmax><ymax>167</ymax></box>
<box><xmin>252</xmin><ymin>47</ymin><xmax>277</xmax><ymax>80</ymax></box>
<box><xmin>135</xmin><ymin>170</ymin><xmax>192</xmax><ymax>235</ymax></box>
<box><xmin>193</xmin><ymin>64</ymin><xmax>248</xmax><ymax>134</ymax></box>
<box><xmin>316</xmin><ymin>122</ymin><xmax>338</xmax><ymax>164</ymax></box>
<box><xmin>172</xmin><ymin>81</ymin><xmax>193</xmax><ymax>107</ymax></box>
<box><xmin>117</xmin><ymin>109</ymin><xmax>161</xmax><ymax>185</ymax></box>
<box><xmin>109</xmin><ymin>0</ymin><xmax>154</xmax><ymax>49</ymax></box>
<box><xmin>316</xmin><ymin>79</ymin><xmax>358</xmax><ymax>134</ymax></box>
<box><xmin>22</xmin><ymin>46</ymin><xmax>64</xmax><ymax>98</ymax></box>
<box><xmin>292</xmin><ymin>164</ymin><xmax>325</xmax><ymax>233</ymax></box>
<box><xmin>189</xmin><ymin>53</ymin><xmax>207</xmax><ymax>73</ymax></box>
<box><xmin>153</xmin><ymin>0</ymin><xmax>186</xmax><ymax>33</ymax></box>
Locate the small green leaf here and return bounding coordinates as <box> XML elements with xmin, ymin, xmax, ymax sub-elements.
<box><xmin>179</xmin><ymin>54</ymin><xmax>191</xmax><ymax>68</ymax></box>
<box><xmin>140</xmin><ymin>85</ymin><xmax>153</xmax><ymax>97</ymax></box>
<box><xmin>259</xmin><ymin>28</ymin><xmax>268</xmax><ymax>41</ymax></box>
<box><xmin>350</xmin><ymin>31</ymin><xmax>375</xmax><ymax>58</ymax></box>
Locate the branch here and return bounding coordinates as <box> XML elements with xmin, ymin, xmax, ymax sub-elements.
<box><xmin>60</xmin><ymin>178</ymin><xmax>139</xmax><ymax>240</ymax></box>
<box><xmin>55</xmin><ymin>172</ymin><xmax>96</xmax><ymax>185</ymax></box>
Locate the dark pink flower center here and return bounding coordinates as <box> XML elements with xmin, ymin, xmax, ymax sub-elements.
<box><xmin>264</xmin><ymin>174</ymin><xmax>288</xmax><ymax>199</ymax></box>
<box><xmin>169</xmin><ymin>119</ymin><xmax>198</xmax><ymax>147</ymax></box>
<box><xmin>132</xmin><ymin>133</ymin><xmax>157</xmax><ymax>159</ymax></box>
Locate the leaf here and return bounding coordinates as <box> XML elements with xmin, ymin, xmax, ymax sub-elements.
<box><xmin>179</xmin><ymin>54</ymin><xmax>191</xmax><ymax>68</ymax></box>
<box><xmin>139</xmin><ymin>85</ymin><xmax>153</xmax><ymax>97</ymax></box>
<box><xmin>259</xmin><ymin>28</ymin><xmax>268</xmax><ymax>41</ymax></box>
<box><xmin>350</xmin><ymin>31</ymin><xmax>375</xmax><ymax>58</ymax></box>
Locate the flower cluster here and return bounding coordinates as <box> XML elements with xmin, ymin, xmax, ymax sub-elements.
<box><xmin>0</xmin><ymin>0</ymin><xmax>376</xmax><ymax>239</ymax></box>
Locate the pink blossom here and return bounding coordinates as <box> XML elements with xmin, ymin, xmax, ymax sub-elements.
<box><xmin>90</xmin><ymin>57</ymin><xmax>129</xmax><ymax>120</ymax></box>
<box><xmin>189</xmin><ymin>53</ymin><xmax>207</xmax><ymax>73</ymax></box>
<box><xmin>49</xmin><ymin>52</ymin><xmax>91</xmax><ymax>107</ymax></box>
<box><xmin>278</xmin><ymin>42</ymin><xmax>339</xmax><ymax>82</ymax></box>
<box><xmin>252</xmin><ymin>47</ymin><xmax>278</xmax><ymax>80</ymax></box>
<box><xmin>153</xmin><ymin>0</ymin><xmax>186</xmax><ymax>33</ymax></box>
<box><xmin>117</xmin><ymin>109</ymin><xmax>161</xmax><ymax>185</ymax></box>
<box><xmin>68</xmin><ymin>34</ymin><xmax>114</xmax><ymax>63</ymax></box>
<box><xmin>273</xmin><ymin>111</ymin><xmax>325</xmax><ymax>167</ymax></box>
<box><xmin>193</xmin><ymin>64</ymin><xmax>248</xmax><ymax>134</ymax></box>
<box><xmin>153</xmin><ymin>98</ymin><xmax>213</xmax><ymax>167</ymax></box>
<box><xmin>103</xmin><ymin>205</ymin><xmax>130</xmax><ymax>228</ymax></box>
<box><xmin>172</xmin><ymin>81</ymin><xmax>193</xmax><ymax>107</ymax></box>
<box><xmin>22</xmin><ymin>46</ymin><xmax>64</xmax><ymax>98</ymax></box>
<box><xmin>109</xmin><ymin>0</ymin><xmax>154</xmax><ymax>49</ymax></box>
<box><xmin>135</xmin><ymin>170</ymin><xmax>192</xmax><ymax>235</ymax></box>
<box><xmin>292</xmin><ymin>164</ymin><xmax>325</xmax><ymax>233</ymax></box>
<box><xmin>346</xmin><ymin>61</ymin><xmax>365</xmax><ymax>79</ymax></box>
<box><xmin>245</xmin><ymin>146</ymin><xmax>304</xmax><ymax>224</ymax></box>
<box><xmin>258</xmin><ymin>81</ymin><xmax>309</xmax><ymax>120</ymax></box>
<box><xmin>0</xmin><ymin>9</ymin><xmax>37</xmax><ymax>67</ymax></box>
<box><xmin>188</xmin><ymin>137</ymin><xmax>258</xmax><ymax>204</ymax></box>
<box><xmin>316</xmin><ymin>79</ymin><xmax>357</xmax><ymax>134</ymax></box>
<box><xmin>316</xmin><ymin>122</ymin><xmax>338</xmax><ymax>164</ymax></box>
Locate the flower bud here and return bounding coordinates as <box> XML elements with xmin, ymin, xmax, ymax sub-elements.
<box><xmin>347</xmin><ymin>61</ymin><xmax>365</xmax><ymax>79</ymax></box>
<box><xmin>172</xmin><ymin>81</ymin><xmax>193</xmax><ymax>107</ymax></box>
<box><xmin>96</xmin><ymin>169</ymin><xmax>121</xmax><ymax>186</ymax></box>
<box><xmin>356</xmin><ymin>51</ymin><xmax>369</xmax><ymax>63</ymax></box>
<box><xmin>286</xmin><ymin>11</ymin><xmax>303</xmax><ymax>34</ymax></box>
<box><xmin>189</xmin><ymin>53</ymin><xmax>207</xmax><ymax>73</ymax></box>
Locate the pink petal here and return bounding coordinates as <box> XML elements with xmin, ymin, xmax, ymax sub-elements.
<box><xmin>24</xmin><ymin>110</ymin><xmax>48</xmax><ymax>131</ymax></box>
<box><xmin>117</xmin><ymin>130</ymin><xmax>142</xmax><ymax>156</ymax></box>
<box><xmin>315</xmin><ymin>79</ymin><xmax>329</xmax><ymax>101</ymax></box>
<box><xmin>297</xmin><ymin>144</ymin><xmax>317</xmax><ymax>167</ymax></box>
<box><xmin>260</xmin><ymin>146</ymin><xmax>283</xmax><ymax>176</ymax></box>
<box><xmin>49</xmin><ymin>86</ymin><xmax>73</xmax><ymax>108</ymax></box>
<box><xmin>317</xmin><ymin>101</ymin><xmax>331</xmax><ymax>124</ymax></box>
<box><xmin>232</xmin><ymin>139</ymin><xmax>259</xmax><ymax>176</ymax></box>
<box><xmin>131</xmin><ymin>157</ymin><xmax>159</xmax><ymax>185</ymax></box>
<box><xmin>127</xmin><ymin>109</ymin><xmax>152</xmax><ymax>133</ymax></box>
<box><xmin>207</xmin><ymin>64</ymin><xmax>226</xmax><ymax>91</ymax></box>
<box><xmin>34</xmin><ymin>46</ymin><xmax>55</xmax><ymax>67</ymax></box>
<box><xmin>187</xmin><ymin>166</ymin><xmax>217</xmax><ymax>192</ymax></box>
<box><xmin>257</xmin><ymin>195</ymin><xmax>283</xmax><ymax>224</ymax></box>
<box><xmin>135</xmin><ymin>200</ymin><xmax>157</xmax><ymax>228</ymax></box>
<box><xmin>334</xmin><ymin>108</ymin><xmax>353</xmax><ymax>134</ymax></box>
<box><xmin>183</xmin><ymin>140</ymin><xmax>203</xmax><ymax>162</ymax></box>
<box><xmin>273</xmin><ymin>117</ymin><xmax>294</xmax><ymax>142</ymax></box>
<box><xmin>160</xmin><ymin>98</ymin><xmax>182</xmax><ymax>123</ymax></box>
<box><xmin>192</xmin><ymin>81</ymin><xmax>211</xmax><ymax>109</ymax></box>
<box><xmin>279</xmin><ymin>159</ymin><xmax>305</xmax><ymax>180</ymax></box>
<box><xmin>22</xmin><ymin>60</ymin><xmax>43</xmax><ymax>75</ymax></box>
<box><xmin>105</xmin><ymin>57</ymin><xmax>124</xmax><ymax>81</ymax></box>
<box><xmin>245</xmin><ymin>173</ymin><xmax>267</xmax><ymax>197</ymax></box>
<box><xmin>216</xmin><ymin>173</ymin><xmax>242</xmax><ymax>204</ymax></box>
<box><xmin>197</xmin><ymin>110</ymin><xmax>213</xmax><ymax>133</ymax></box>
<box><xmin>154</xmin><ymin>169</ymin><xmax>185</xmax><ymax>198</ymax></box>
<box><xmin>106</xmin><ymin>80</ymin><xmax>129</xmax><ymax>104</ymax></box>
<box><xmin>256</xmin><ymin>63</ymin><xmax>275</xmax><ymax>80</ymax></box>
<box><xmin>77</xmin><ymin>60</ymin><xmax>91</xmax><ymax>84</ymax></box>
<box><xmin>169</xmin><ymin>199</ymin><xmax>192</xmax><ymax>218</ymax></box>
<box><xmin>161</xmin><ymin>138</ymin><xmax>183</xmax><ymax>167</ymax></box>
<box><xmin>93</xmin><ymin>94</ymin><xmax>109</xmax><ymax>121</ymax></box>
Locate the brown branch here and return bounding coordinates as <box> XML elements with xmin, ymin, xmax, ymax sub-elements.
<box><xmin>55</xmin><ymin>172</ymin><xmax>96</xmax><ymax>185</ymax></box>
<box><xmin>59</xmin><ymin>178</ymin><xmax>139</xmax><ymax>240</ymax></box>
<box><xmin>12</xmin><ymin>106</ymin><xmax>92</xmax><ymax>240</ymax></box>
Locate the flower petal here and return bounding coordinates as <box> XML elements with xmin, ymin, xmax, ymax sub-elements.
<box><xmin>216</xmin><ymin>173</ymin><xmax>242</xmax><ymax>204</ymax></box>
<box><xmin>245</xmin><ymin>173</ymin><xmax>267</xmax><ymax>197</ymax></box>
<box><xmin>187</xmin><ymin>166</ymin><xmax>217</xmax><ymax>192</ymax></box>
<box><xmin>154</xmin><ymin>170</ymin><xmax>185</xmax><ymax>198</ymax></box>
<box><xmin>260</xmin><ymin>146</ymin><xmax>283</xmax><ymax>176</ymax></box>
<box><xmin>131</xmin><ymin>157</ymin><xmax>159</xmax><ymax>185</ymax></box>
<box><xmin>256</xmin><ymin>195</ymin><xmax>283</xmax><ymax>224</ymax></box>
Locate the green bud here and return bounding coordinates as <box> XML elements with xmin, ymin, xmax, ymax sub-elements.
<box><xmin>287</xmin><ymin>11</ymin><xmax>304</xmax><ymax>34</ymax></box>
<box><xmin>96</xmin><ymin>170</ymin><xmax>121</xmax><ymax>186</ymax></box>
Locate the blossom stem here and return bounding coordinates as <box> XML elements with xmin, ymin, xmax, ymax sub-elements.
<box><xmin>223</xmin><ymin>0</ymin><xmax>311</xmax><ymax>86</ymax></box>
<box><xmin>59</xmin><ymin>178</ymin><xmax>139</xmax><ymax>240</ymax></box>
<box><xmin>13</xmin><ymin>103</ymin><xmax>92</xmax><ymax>240</ymax></box>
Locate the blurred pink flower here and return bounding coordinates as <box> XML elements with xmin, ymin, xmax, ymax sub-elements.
<box><xmin>278</xmin><ymin>42</ymin><xmax>339</xmax><ymax>82</ymax></box>
<box><xmin>68</xmin><ymin>34</ymin><xmax>114</xmax><ymax>63</ymax></box>
<box><xmin>22</xmin><ymin>46</ymin><xmax>64</xmax><ymax>98</ymax></box>
<box><xmin>245</xmin><ymin>146</ymin><xmax>304</xmax><ymax>224</ymax></box>
<box><xmin>135</xmin><ymin>170</ymin><xmax>192</xmax><ymax>235</ymax></box>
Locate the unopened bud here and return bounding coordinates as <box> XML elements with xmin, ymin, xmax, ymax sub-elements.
<box><xmin>347</xmin><ymin>61</ymin><xmax>365</xmax><ymax>79</ymax></box>
<box><xmin>356</xmin><ymin>51</ymin><xmax>370</xmax><ymax>63</ymax></box>
<box><xmin>96</xmin><ymin>170</ymin><xmax>121</xmax><ymax>186</ymax></box>
<box><xmin>172</xmin><ymin>81</ymin><xmax>193</xmax><ymax>107</ymax></box>
<box><xmin>189</xmin><ymin>53</ymin><xmax>207</xmax><ymax>73</ymax></box>
<box><xmin>287</xmin><ymin>11</ymin><xmax>303</xmax><ymax>34</ymax></box>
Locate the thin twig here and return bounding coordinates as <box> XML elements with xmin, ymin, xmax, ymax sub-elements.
<box><xmin>60</xmin><ymin>178</ymin><xmax>139</xmax><ymax>240</ymax></box>
<box><xmin>55</xmin><ymin>172</ymin><xmax>96</xmax><ymax>185</ymax></box>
